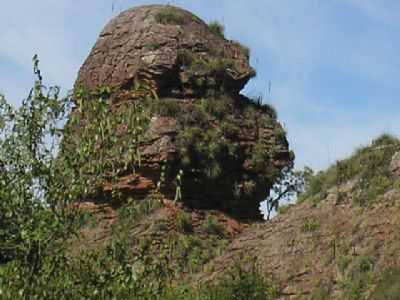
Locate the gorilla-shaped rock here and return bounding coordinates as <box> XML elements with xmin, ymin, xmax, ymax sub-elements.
<box><xmin>67</xmin><ymin>5</ymin><xmax>293</xmax><ymax>220</ymax></box>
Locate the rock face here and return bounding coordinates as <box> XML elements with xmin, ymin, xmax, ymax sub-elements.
<box><xmin>68</xmin><ymin>5</ymin><xmax>293</xmax><ymax>219</ymax></box>
<box><xmin>201</xmin><ymin>185</ymin><xmax>400</xmax><ymax>299</ymax></box>
<box><xmin>76</xmin><ymin>5</ymin><xmax>255</xmax><ymax>98</ymax></box>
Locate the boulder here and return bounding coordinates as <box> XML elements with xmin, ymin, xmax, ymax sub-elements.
<box><xmin>75</xmin><ymin>5</ymin><xmax>255</xmax><ymax>98</ymax></box>
<box><xmin>65</xmin><ymin>5</ymin><xmax>293</xmax><ymax>219</ymax></box>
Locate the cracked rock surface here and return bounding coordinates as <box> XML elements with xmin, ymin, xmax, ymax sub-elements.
<box><xmin>68</xmin><ymin>5</ymin><xmax>293</xmax><ymax>219</ymax></box>
<box><xmin>76</xmin><ymin>5</ymin><xmax>255</xmax><ymax>97</ymax></box>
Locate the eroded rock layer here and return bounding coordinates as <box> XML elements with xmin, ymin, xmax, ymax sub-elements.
<box><xmin>76</xmin><ymin>5</ymin><xmax>255</xmax><ymax>98</ymax></box>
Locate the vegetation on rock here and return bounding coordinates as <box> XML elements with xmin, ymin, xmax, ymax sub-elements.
<box><xmin>155</xmin><ymin>8</ymin><xmax>186</xmax><ymax>25</ymax></box>
<box><xmin>0</xmin><ymin>59</ymin><xmax>280</xmax><ymax>299</ymax></box>
<box><xmin>7</xmin><ymin>4</ymin><xmax>400</xmax><ymax>300</ymax></box>
<box><xmin>208</xmin><ymin>21</ymin><xmax>225</xmax><ymax>38</ymax></box>
<box><xmin>300</xmin><ymin>133</ymin><xmax>400</xmax><ymax>206</ymax></box>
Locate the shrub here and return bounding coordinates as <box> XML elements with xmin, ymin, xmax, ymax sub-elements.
<box><xmin>188</xmin><ymin>58</ymin><xmax>234</xmax><ymax>77</ymax></box>
<box><xmin>164</xmin><ymin>262</ymin><xmax>279</xmax><ymax>300</ymax></box>
<box><xmin>310</xmin><ymin>285</ymin><xmax>331</xmax><ymax>300</ymax></box>
<box><xmin>208</xmin><ymin>21</ymin><xmax>225</xmax><ymax>38</ymax></box>
<box><xmin>203</xmin><ymin>214</ymin><xmax>221</xmax><ymax>235</ymax></box>
<box><xmin>371</xmin><ymin>266</ymin><xmax>400</xmax><ymax>300</ymax></box>
<box><xmin>250</xmin><ymin>140</ymin><xmax>280</xmax><ymax>183</ymax></box>
<box><xmin>175</xmin><ymin>211</ymin><xmax>193</xmax><ymax>233</ymax></box>
<box><xmin>155</xmin><ymin>9</ymin><xmax>185</xmax><ymax>25</ymax></box>
<box><xmin>201</xmin><ymin>95</ymin><xmax>234</xmax><ymax>119</ymax></box>
<box><xmin>177</xmin><ymin>49</ymin><xmax>194</xmax><ymax>66</ymax></box>
<box><xmin>247</xmin><ymin>96</ymin><xmax>277</xmax><ymax>119</ymax></box>
<box><xmin>176</xmin><ymin>126</ymin><xmax>238</xmax><ymax>180</ymax></box>
<box><xmin>146</xmin><ymin>41</ymin><xmax>161</xmax><ymax>50</ymax></box>
<box><xmin>338</xmin><ymin>255</ymin><xmax>352</xmax><ymax>274</ymax></box>
<box><xmin>154</xmin><ymin>98</ymin><xmax>182</xmax><ymax>117</ymax></box>
<box><xmin>274</xmin><ymin>126</ymin><xmax>287</xmax><ymax>142</ymax></box>
<box><xmin>302</xmin><ymin>216</ymin><xmax>320</xmax><ymax>232</ymax></box>
<box><xmin>338</xmin><ymin>255</ymin><xmax>375</xmax><ymax>300</ymax></box>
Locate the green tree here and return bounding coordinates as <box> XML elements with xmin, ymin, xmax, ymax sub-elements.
<box><xmin>263</xmin><ymin>167</ymin><xmax>312</xmax><ymax>220</ymax></box>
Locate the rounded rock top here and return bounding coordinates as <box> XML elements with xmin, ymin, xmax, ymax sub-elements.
<box><xmin>75</xmin><ymin>5</ymin><xmax>256</xmax><ymax>97</ymax></box>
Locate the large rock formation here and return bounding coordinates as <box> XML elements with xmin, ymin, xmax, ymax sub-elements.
<box><xmin>66</xmin><ymin>5</ymin><xmax>293</xmax><ymax>219</ymax></box>
<box><xmin>75</xmin><ymin>5</ymin><xmax>255</xmax><ymax>98</ymax></box>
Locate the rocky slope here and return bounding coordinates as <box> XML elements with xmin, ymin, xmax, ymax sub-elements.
<box><xmin>63</xmin><ymin>5</ymin><xmax>400</xmax><ymax>299</ymax></box>
<box><xmin>199</xmin><ymin>135</ymin><xmax>400</xmax><ymax>299</ymax></box>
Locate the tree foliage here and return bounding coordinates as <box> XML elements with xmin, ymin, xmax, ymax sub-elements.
<box><xmin>0</xmin><ymin>57</ymin><xmax>281</xmax><ymax>299</ymax></box>
<box><xmin>263</xmin><ymin>167</ymin><xmax>312</xmax><ymax>220</ymax></box>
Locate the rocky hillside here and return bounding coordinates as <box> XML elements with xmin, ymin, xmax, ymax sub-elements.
<box><xmin>4</xmin><ymin>4</ymin><xmax>400</xmax><ymax>300</ymax></box>
<box><xmin>61</xmin><ymin>5</ymin><xmax>400</xmax><ymax>300</ymax></box>
<box><xmin>199</xmin><ymin>134</ymin><xmax>400</xmax><ymax>299</ymax></box>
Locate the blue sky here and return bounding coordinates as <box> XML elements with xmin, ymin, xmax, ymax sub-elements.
<box><xmin>1</xmin><ymin>0</ymin><xmax>400</xmax><ymax>171</ymax></box>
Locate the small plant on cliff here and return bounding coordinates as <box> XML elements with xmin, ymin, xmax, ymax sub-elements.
<box><xmin>203</xmin><ymin>214</ymin><xmax>222</xmax><ymax>235</ymax></box>
<box><xmin>175</xmin><ymin>211</ymin><xmax>193</xmax><ymax>233</ymax></box>
<box><xmin>208</xmin><ymin>21</ymin><xmax>225</xmax><ymax>38</ymax></box>
<box><xmin>155</xmin><ymin>9</ymin><xmax>185</xmax><ymax>25</ymax></box>
<box><xmin>201</xmin><ymin>95</ymin><xmax>234</xmax><ymax>120</ymax></box>
<box><xmin>153</xmin><ymin>98</ymin><xmax>182</xmax><ymax>117</ymax></box>
<box><xmin>301</xmin><ymin>216</ymin><xmax>320</xmax><ymax>232</ymax></box>
<box><xmin>177</xmin><ymin>49</ymin><xmax>194</xmax><ymax>67</ymax></box>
